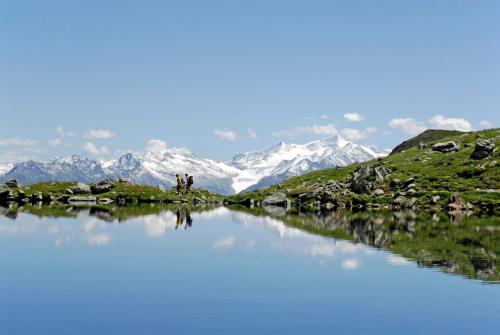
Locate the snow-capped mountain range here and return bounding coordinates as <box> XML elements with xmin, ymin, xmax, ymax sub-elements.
<box><xmin>0</xmin><ymin>135</ymin><xmax>386</xmax><ymax>195</ymax></box>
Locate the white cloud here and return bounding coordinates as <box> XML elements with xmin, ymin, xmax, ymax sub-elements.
<box><xmin>56</xmin><ymin>126</ymin><xmax>77</xmax><ymax>137</ymax></box>
<box><xmin>83</xmin><ymin>142</ymin><xmax>109</xmax><ymax>156</ymax></box>
<box><xmin>246</xmin><ymin>238</ymin><xmax>256</xmax><ymax>250</ymax></box>
<box><xmin>0</xmin><ymin>137</ymin><xmax>39</xmax><ymax>147</ymax></box>
<box><xmin>320</xmin><ymin>114</ymin><xmax>330</xmax><ymax>120</ymax></box>
<box><xmin>340</xmin><ymin>128</ymin><xmax>365</xmax><ymax>141</ymax></box>
<box><xmin>272</xmin><ymin>123</ymin><xmax>338</xmax><ymax>137</ymax></box>
<box><xmin>85</xmin><ymin>233</ymin><xmax>113</xmax><ymax>245</ymax></box>
<box><xmin>309</xmin><ymin>244</ymin><xmax>336</xmax><ymax>257</ymax></box>
<box><xmin>212</xmin><ymin>235</ymin><xmax>235</xmax><ymax>249</ymax></box>
<box><xmin>48</xmin><ymin>138</ymin><xmax>62</xmax><ymax>147</ymax></box>
<box><xmin>272</xmin><ymin>123</ymin><xmax>378</xmax><ymax>142</ymax></box>
<box><xmin>247</xmin><ymin>128</ymin><xmax>257</xmax><ymax>139</ymax></box>
<box><xmin>428</xmin><ymin>114</ymin><xmax>472</xmax><ymax>132</ymax></box>
<box><xmin>365</xmin><ymin>127</ymin><xmax>378</xmax><ymax>134</ymax></box>
<box><xmin>341</xmin><ymin>258</ymin><xmax>361</xmax><ymax>270</ymax></box>
<box><xmin>478</xmin><ymin>120</ymin><xmax>492</xmax><ymax>130</ymax></box>
<box><xmin>145</xmin><ymin>139</ymin><xmax>168</xmax><ymax>153</ymax></box>
<box><xmin>338</xmin><ymin>127</ymin><xmax>378</xmax><ymax>142</ymax></box>
<box><xmin>387</xmin><ymin>255</ymin><xmax>411</xmax><ymax>266</ymax></box>
<box><xmin>388</xmin><ymin>118</ymin><xmax>427</xmax><ymax>136</ymax></box>
<box><xmin>84</xmin><ymin>129</ymin><xmax>117</xmax><ymax>139</ymax></box>
<box><xmin>143</xmin><ymin>212</ymin><xmax>176</xmax><ymax>238</ymax></box>
<box><xmin>214</xmin><ymin>129</ymin><xmax>238</xmax><ymax>141</ymax></box>
<box><xmin>344</xmin><ymin>113</ymin><xmax>365</xmax><ymax>122</ymax></box>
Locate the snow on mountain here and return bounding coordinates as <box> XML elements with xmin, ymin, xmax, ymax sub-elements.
<box><xmin>0</xmin><ymin>163</ymin><xmax>13</xmax><ymax>176</ymax></box>
<box><xmin>0</xmin><ymin>135</ymin><xmax>385</xmax><ymax>195</ymax></box>
<box><xmin>228</xmin><ymin>135</ymin><xmax>385</xmax><ymax>193</ymax></box>
<box><xmin>0</xmin><ymin>155</ymin><xmax>109</xmax><ymax>185</ymax></box>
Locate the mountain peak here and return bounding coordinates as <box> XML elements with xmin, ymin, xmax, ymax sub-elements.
<box><xmin>0</xmin><ymin>137</ymin><xmax>383</xmax><ymax>195</ymax></box>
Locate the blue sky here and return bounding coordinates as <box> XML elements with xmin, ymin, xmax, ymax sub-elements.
<box><xmin>0</xmin><ymin>0</ymin><xmax>498</xmax><ymax>162</ymax></box>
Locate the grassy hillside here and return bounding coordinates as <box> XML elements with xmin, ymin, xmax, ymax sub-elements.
<box><xmin>390</xmin><ymin>129</ymin><xmax>464</xmax><ymax>154</ymax></box>
<box><xmin>227</xmin><ymin>128</ymin><xmax>500</xmax><ymax>214</ymax></box>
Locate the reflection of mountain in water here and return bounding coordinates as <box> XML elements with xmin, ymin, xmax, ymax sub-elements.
<box><xmin>1</xmin><ymin>202</ymin><xmax>499</xmax><ymax>282</ymax></box>
<box><xmin>229</xmin><ymin>207</ymin><xmax>500</xmax><ymax>283</ymax></box>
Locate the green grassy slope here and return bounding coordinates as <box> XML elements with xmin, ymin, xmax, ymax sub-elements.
<box><xmin>227</xmin><ymin>129</ymin><xmax>500</xmax><ymax>212</ymax></box>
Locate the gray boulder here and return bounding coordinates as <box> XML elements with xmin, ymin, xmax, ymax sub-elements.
<box><xmin>393</xmin><ymin>195</ymin><xmax>407</xmax><ymax>205</ymax></box>
<box><xmin>432</xmin><ymin>141</ymin><xmax>460</xmax><ymax>153</ymax></box>
<box><xmin>262</xmin><ymin>192</ymin><xmax>290</xmax><ymax>207</ymax></box>
<box><xmin>91</xmin><ymin>182</ymin><xmax>114</xmax><ymax>194</ymax></box>
<box><xmin>4</xmin><ymin>179</ymin><xmax>20</xmax><ymax>188</ymax></box>
<box><xmin>71</xmin><ymin>182</ymin><xmax>91</xmax><ymax>194</ymax></box>
<box><xmin>389</xmin><ymin>179</ymin><xmax>400</xmax><ymax>188</ymax></box>
<box><xmin>350</xmin><ymin>165</ymin><xmax>389</xmax><ymax>194</ymax></box>
<box><xmin>407</xmin><ymin>197</ymin><xmax>418</xmax><ymax>208</ymax></box>
<box><xmin>471</xmin><ymin>139</ymin><xmax>495</xmax><ymax>159</ymax></box>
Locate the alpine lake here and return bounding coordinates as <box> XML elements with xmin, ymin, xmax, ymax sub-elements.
<box><xmin>1</xmin><ymin>203</ymin><xmax>499</xmax><ymax>334</ymax></box>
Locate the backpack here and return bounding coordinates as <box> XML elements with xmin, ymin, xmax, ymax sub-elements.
<box><xmin>187</xmin><ymin>176</ymin><xmax>194</xmax><ymax>184</ymax></box>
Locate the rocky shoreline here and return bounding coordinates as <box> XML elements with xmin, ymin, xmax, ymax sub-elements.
<box><xmin>0</xmin><ymin>179</ymin><xmax>224</xmax><ymax>206</ymax></box>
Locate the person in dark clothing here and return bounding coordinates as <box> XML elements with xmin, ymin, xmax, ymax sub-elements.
<box><xmin>185</xmin><ymin>174</ymin><xmax>194</xmax><ymax>193</ymax></box>
<box><xmin>185</xmin><ymin>209</ymin><xmax>193</xmax><ymax>229</ymax></box>
<box><xmin>175</xmin><ymin>208</ymin><xmax>185</xmax><ymax>229</ymax></box>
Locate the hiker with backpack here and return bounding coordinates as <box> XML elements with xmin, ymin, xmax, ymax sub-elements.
<box><xmin>185</xmin><ymin>174</ymin><xmax>194</xmax><ymax>193</ymax></box>
<box><xmin>176</xmin><ymin>174</ymin><xmax>184</xmax><ymax>195</ymax></box>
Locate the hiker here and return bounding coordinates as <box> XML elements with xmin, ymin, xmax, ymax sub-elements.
<box><xmin>175</xmin><ymin>208</ymin><xmax>185</xmax><ymax>229</ymax></box>
<box><xmin>176</xmin><ymin>174</ymin><xmax>184</xmax><ymax>195</ymax></box>
<box><xmin>185</xmin><ymin>209</ymin><xmax>193</xmax><ymax>229</ymax></box>
<box><xmin>185</xmin><ymin>173</ymin><xmax>194</xmax><ymax>192</ymax></box>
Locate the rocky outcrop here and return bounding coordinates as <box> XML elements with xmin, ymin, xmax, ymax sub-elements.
<box><xmin>350</xmin><ymin>165</ymin><xmax>389</xmax><ymax>194</ymax></box>
<box><xmin>91</xmin><ymin>180</ymin><xmax>115</xmax><ymax>194</ymax></box>
<box><xmin>471</xmin><ymin>139</ymin><xmax>495</xmax><ymax>159</ymax></box>
<box><xmin>4</xmin><ymin>179</ymin><xmax>20</xmax><ymax>188</ymax></box>
<box><xmin>432</xmin><ymin>141</ymin><xmax>460</xmax><ymax>153</ymax></box>
<box><xmin>70</xmin><ymin>182</ymin><xmax>91</xmax><ymax>194</ymax></box>
<box><xmin>262</xmin><ymin>193</ymin><xmax>290</xmax><ymax>207</ymax></box>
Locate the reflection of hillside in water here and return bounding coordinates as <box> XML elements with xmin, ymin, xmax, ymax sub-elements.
<box><xmin>1</xmin><ymin>203</ymin><xmax>499</xmax><ymax>282</ymax></box>
<box><xmin>230</xmin><ymin>206</ymin><xmax>500</xmax><ymax>283</ymax></box>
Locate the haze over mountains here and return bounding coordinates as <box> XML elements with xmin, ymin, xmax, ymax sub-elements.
<box><xmin>0</xmin><ymin>135</ymin><xmax>386</xmax><ymax>195</ymax></box>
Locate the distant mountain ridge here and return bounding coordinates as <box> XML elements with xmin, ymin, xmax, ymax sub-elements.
<box><xmin>0</xmin><ymin>135</ymin><xmax>386</xmax><ymax>195</ymax></box>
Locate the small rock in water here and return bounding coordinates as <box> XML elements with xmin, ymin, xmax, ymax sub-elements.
<box><xmin>67</xmin><ymin>196</ymin><xmax>97</xmax><ymax>203</ymax></box>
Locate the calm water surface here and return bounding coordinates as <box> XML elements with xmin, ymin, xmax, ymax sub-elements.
<box><xmin>0</xmin><ymin>206</ymin><xmax>499</xmax><ymax>334</ymax></box>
